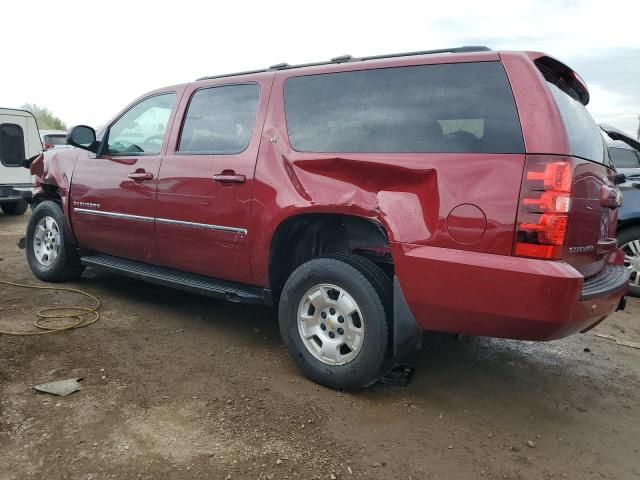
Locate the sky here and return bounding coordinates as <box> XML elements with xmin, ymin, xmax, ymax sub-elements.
<box><xmin>1</xmin><ymin>0</ymin><xmax>639</xmax><ymax>137</ymax></box>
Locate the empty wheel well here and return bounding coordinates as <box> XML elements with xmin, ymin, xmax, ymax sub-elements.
<box><xmin>269</xmin><ymin>214</ymin><xmax>392</xmax><ymax>299</ymax></box>
<box><xmin>33</xmin><ymin>184</ymin><xmax>62</xmax><ymax>208</ymax></box>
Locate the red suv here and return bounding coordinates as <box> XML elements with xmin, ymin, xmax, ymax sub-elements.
<box><xmin>26</xmin><ymin>47</ymin><xmax>628</xmax><ymax>390</ymax></box>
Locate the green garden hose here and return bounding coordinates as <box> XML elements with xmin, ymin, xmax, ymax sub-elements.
<box><xmin>0</xmin><ymin>280</ymin><xmax>100</xmax><ymax>335</ymax></box>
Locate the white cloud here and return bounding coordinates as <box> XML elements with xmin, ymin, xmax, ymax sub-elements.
<box><xmin>0</xmin><ymin>0</ymin><xmax>638</xmax><ymax>135</ymax></box>
<box><xmin>588</xmin><ymin>84</ymin><xmax>640</xmax><ymax>136</ymax></box>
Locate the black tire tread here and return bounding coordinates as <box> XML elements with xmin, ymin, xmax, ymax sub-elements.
<box><xmin>1</xmin><ymin>199</ymin><xmax>28</xmax><ymax>216</ymax></box>
<box><xmin>325</xmin><ymin>253</ymin><xmax>393</xmax><ymax>317</ymax></box>
<box><xmin>279</xmin><ymin>256</ymin><xmax>390</xmax><ymax>390</ymax></box>
<box><xmin>325</xmin><ymin>253</ymin><xmax>396</xmax><ymax>379</ymax></box>
<box><xmin>26</xmin><ymin>200</ymin><xmax>84</xmax><ymax>282</ymax></box>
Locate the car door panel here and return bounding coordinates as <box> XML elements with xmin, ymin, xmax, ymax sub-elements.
<box><xmin>70</xmin><ymin>154</ymin><xmax>160</xmax><ymax>262</ymax></box>
<box><xmin>70</xmin><ymin>91</ymin><xmax>181</xmax><ymax>263</ymax></box>
<box><xmin>156</xmin><ymin>75</ymin><xmax>274</xmax><ymax>284</ymax></box>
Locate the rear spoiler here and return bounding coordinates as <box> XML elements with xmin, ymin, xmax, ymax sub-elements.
<box><xmin>527</xmin><ymin>52</ymin><xmax>590</xmax><ymax>105</ymax></box>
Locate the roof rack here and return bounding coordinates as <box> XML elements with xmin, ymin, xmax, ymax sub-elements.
<box><xmin>196</xmin><ymin>46</ymin><xmax>491</xmax><ymax>81</ymax></box>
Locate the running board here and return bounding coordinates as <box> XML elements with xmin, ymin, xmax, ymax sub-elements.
<box><xmin>80</xmin><ymin>254</ymin><xmax>270</xmax><ymax>305</ymax></box>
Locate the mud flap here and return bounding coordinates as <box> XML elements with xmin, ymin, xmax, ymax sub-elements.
<box><xmin>393</xmin><ymin>276</ymin><xmax>423</xmax><ymax>359</ymax></box>
<box><xmin>378</xmin><ymin>277</ymin><xmax>422</xmax><ymax>387</ymax></box>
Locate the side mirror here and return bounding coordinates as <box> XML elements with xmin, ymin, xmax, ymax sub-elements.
<box><xmin>67</xmin><ymin>125</ymin><xmax>98</xmax><ymax>153</ymax></box>
<box><xmin>614</xmin><ymin>173</ymin><xmax>627</xmax><ymax>185</ymax></box>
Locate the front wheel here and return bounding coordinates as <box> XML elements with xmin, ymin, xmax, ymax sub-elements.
<box><xmin>26</xmin><ymin>200</ymin><xmax>84</xmax><ymax>282</ymax></box>
<box><xmin>278</xmin><ymin>256</ymin><xmax>391</xmax><ymax>391</ymax></box>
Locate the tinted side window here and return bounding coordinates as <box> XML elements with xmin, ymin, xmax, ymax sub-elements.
<box><xmin>178</xmin><ymin>84</ymin><xmax>260</xmax><ymax>155</ymax></box>
<box><xmin>0</xmin><ymin>123</ymin><xmax>26</xmax><ymax>167</ymax></box>
<box><xmin>547</xmin><ymin>82</ymin><xmax>607</xmax><ymax>165</ymax></box>
<box><xmin>609</xmin><ymin>147</ymin><xmax>640</xmax><ymax>169</ymax></box>
<box><xmin>107</xmin><ymin>93</ymin><xmax>176</xmax><ymax>155</ymax></box>
<box><xmin>284</xmin><ymin>62</ymin><xmax>524</xmax><ymax>154</ymax></box>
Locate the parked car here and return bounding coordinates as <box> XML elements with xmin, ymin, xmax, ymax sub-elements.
<box><xmin>40</xmin><ymin>129</ymin><xmax>72</xmax><ymax>151</ymax></box>
<box><xmin>600</xmin><ymin>124</ymin><xmax>640</xmax><ymax>296</ymax></box>
<box><xmin>0</xmin><ymin>108</ymin><xmax>40</xmax><ymax>215</ymax></box>
<box><xmin>25</xmin><ymin>47</ymin><xmax>628</xmax><ymax>390</ymax></box>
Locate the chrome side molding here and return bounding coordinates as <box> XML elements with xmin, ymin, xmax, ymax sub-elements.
<box><xmin>73</xmin><ymin>208</ymin><xmax>247</xmax><ymax>235</ymax></box>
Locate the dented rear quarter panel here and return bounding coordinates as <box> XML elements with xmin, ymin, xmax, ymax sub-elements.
<box><xmin>249</xmin><ymin>57</ymin><xmax>527</xmax><ymax>288</ymax></box>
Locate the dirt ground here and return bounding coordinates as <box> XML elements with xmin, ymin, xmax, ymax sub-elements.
<box><xmin>1</xmin><ymin>211</ymin><xmax>639</xmax><ymax>480</ymax></box>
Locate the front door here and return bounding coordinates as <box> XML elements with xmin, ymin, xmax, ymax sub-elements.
<box><xmin>70</xmin><ymin>92</ymin><xmax>178</xmax><ymax>262</ymax></box>
<box><xmin>155</xmin><ymin>77</ymin><xmax>272</xmax><ymax>284</ymax></box>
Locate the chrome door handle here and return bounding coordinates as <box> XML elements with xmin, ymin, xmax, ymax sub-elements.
<box><xmin>128</xmin><ymin>171</ymin><xmax>154</xmax><ymax>181</ymax></box>
<box><xmin>213</xmin><ymin>172</ymin><xmax>246</xmax><ymax>184</ymax></box>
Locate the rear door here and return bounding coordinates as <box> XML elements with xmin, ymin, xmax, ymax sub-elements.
<box><xmin>154</xmin><ymin>75</ymin><xmax>273</xmax><ymax>284</ymax></box>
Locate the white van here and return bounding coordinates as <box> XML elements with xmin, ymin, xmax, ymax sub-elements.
<box><xmin>0</xmin><ymin>108</ymin><xmax>41</xmax><ymax>215</ymax></box>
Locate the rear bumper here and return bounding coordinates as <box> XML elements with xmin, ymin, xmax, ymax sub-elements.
<box><xmin>0</xmin><ymin>184</ymin><xmax>33</xmax><ymax>202</ymax></box>
<box><xmin>392</xmin><ymin>242</ymin><xmax>628</xmax><ymax>341</ymax></box>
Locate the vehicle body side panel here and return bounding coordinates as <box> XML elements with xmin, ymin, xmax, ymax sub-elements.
<box><xmin>250</xmin><ymin>63</ymin><xmax>525</xmax><ymax>287</ymax></box>
<box><xmin>500</xmin><ymin>51</ymin><xmax>570</xmax><ymax>155</ymax></box>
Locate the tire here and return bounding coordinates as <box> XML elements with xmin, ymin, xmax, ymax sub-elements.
<box><xmin>1</xmin><ymin>199</ymin><xmax>28</xmax><ymax>216</ymax></box>
<box><xmin>279</xmin><ymin>255</ymin><xmax>391</xmax><ymax>391</ymax></box>
<box><xmin>26</xmin><ymin>200</ymin><xmax>84</xmax><ymax>282</ymax></box>
<box><xmin>618</xmin><ymin>226</ymin><xmax>640</xmax><ymax>297</ymax></box>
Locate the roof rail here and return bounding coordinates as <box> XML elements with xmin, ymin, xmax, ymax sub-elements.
<box><xmin>196</xmin><ymin>46</ymin><xmax>491</xmax><ymax>81</ymax></box>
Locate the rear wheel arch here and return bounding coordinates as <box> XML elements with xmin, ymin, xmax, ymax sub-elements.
<box><xmin>268</xmin><ymin>213</ymin><xmax>392</xmax><ymax>299</ymax></box>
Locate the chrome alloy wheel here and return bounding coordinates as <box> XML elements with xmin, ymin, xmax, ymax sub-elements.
<box><xmin>622</xmin><ymin>239</ymin><xmax>640</xmax><ymax>288</ymax></box>
<box><xmin>33</xmin><ymin>216</ymin><xmax>61</xmax><ymax>267</ymax></box>
<box><xmin>297</xmin><ymin>283</ymin><xmax>365</xmax><ymax>366</ymax></box>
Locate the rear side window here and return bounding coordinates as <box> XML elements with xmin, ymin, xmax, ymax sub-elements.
<box><xmin>178</xmin><ymin>84</ymin><xmax>260</xmax><ymax>155</ymax></box>
<box><xmin>547</xmin><ymin>82</ymin><xmax>608</xmax><ymax>165</ymax></box>
<box><xmin>284</xmin><ymin>62</ymin><xmax>524</xmax><ymax>154</ymax></box>
<box><xmin>0</xmin><ymin>123</ymin><xmax>25</xmax><ymax>167</ymax></box>
<box><xmin>609</xmin><ymin>147</ymin><xmax>640</xmax><ymax>169</ymax></box>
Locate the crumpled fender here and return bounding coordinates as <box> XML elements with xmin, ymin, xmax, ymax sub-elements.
<box><xmin>30</xmin><ymin>149</ymin><xmax>83</xmax><ymax>241</ymax></box>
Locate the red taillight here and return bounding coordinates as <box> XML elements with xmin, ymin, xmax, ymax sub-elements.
<box><xmin>526</xmin><ymin>161</ymin><xmax>572</xmax><ymax>192</ymax></box>
<box><xmin>514</xmin><ymin>156</ymin><xmax>573</xmax><ymax>260</ymax></box>
<box><xmin>43</xmin><ymin>143</ymin><xmax>54</xmax><ymax>151</ymax></box>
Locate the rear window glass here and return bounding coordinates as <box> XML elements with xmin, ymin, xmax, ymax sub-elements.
<box><xmin>609</xmin><ymin>147</ymin><xmax>640</xmax><ymax>169</ymax></box>
<box><xmin>43</xmin><ymin>134</ymin><xmax>66</xmax><ymax>146</ymax></box>
<box><xmin>178</xmin><ymin>84</ymin><xmax>260</xmax><ymax>155</ymax></box>
<box><xmin>284</xmin><ymin>62</ymin><xmax>524</xmax><ymax>154</ymax></box>
<box><xmin>547</xmin><ymin>82</ymin><xmax>607</xmax><ymax>165</ymax></box>
<box><xmin>0</xmin><ymin>123</ymin><xmax>25</xmax><ymax>167</ymax></box>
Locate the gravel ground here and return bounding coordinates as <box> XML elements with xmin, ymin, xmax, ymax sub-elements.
<box><xmin>1</xmin><ymin>211</ymin><xmax>639</xmax><ymax>480</ymax></box>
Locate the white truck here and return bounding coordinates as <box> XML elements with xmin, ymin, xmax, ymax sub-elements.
<box><xmin>0</xmin><ymin>108</ymin><xmax>41</xmax><ymax>215</ymax></box>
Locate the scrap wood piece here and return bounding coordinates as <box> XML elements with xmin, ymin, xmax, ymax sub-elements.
<box><xmin>592</xmin><ymin>333</ymin><xmax>640</xmax><ymax>350</ymax></box>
